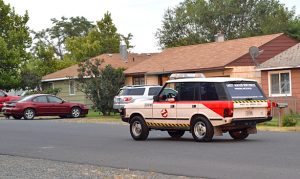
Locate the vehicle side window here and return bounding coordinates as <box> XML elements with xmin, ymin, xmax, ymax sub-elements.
<box><xmin>148</xmin><ymin>87</ymin><xmax>161</xmax><ymax>96</ymax></box>
<box><xmin>176</xmin><ymin>82</ymin><xmax>199</xmax><ymax>101</ymax></box>
<box><xmin>200</xmin><ymin>82</ymin><xmax>221</xmax><ymax>101</ymax></box>
<box><xmin>127</xmin><ymin>88</ymin><xmax>145</xmax><ymax>95</ymax></box>
<box><xmin>0</xmin><ymin>91</ymin><xmax>5</xmax><ymax>97</ymax></box>
<box><xmin>32</xmin><ymin>96</ymin><xmax>48</xmax><ymax>103</ymax></box>
<box><xmin>48</xmin><ymin>96</ymin><xmax>63</xmax><ymax>103</ymax></box>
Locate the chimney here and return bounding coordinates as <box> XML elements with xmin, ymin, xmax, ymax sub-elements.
<box><xmin>214</xmin><ymin>31</ymin><xmax>225</xmax><ymax>42</ymax></box>
<box><xmin>119</xmin><ymin>40</ymin><xmax>128</xmax><ymax>62</ymax></box>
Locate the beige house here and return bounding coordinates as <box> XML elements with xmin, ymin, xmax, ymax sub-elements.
<box><xmin>41</xmin><ymin>53</ymin><xmax>154</xmax><ymax>105</ymax></box>
<box><xmin>124</xmin><ymin>33</ymin><xmax>298</xmax><ymax>86</ymax></box>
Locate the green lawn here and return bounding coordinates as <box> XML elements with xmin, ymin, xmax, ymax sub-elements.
<box><xmin>259</xmin><ymin>117</ymin><xmax>300</xmax><ymax>127</ymax></box>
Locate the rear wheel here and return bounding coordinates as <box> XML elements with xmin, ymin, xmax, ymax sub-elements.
<box><xmin>191</xmin><ymin>116</ymin><xmax>214</xmax><ymax>142</ymax></box>
<box><xmin>23</xmin><ymin>108</ymin><xmax>35</xmax><ymax>120</ymax></box>
<box><xmin>229</xmin><ymin>130</ymin><xmax>249</xmax><ymax>140</ymax></box>
<box><xmin>71</xmin><ymin>107</ymin><xmax>81</xmax><ymax>118</ymax></box>
<box><xmin>167</xmin><ymin>130</ymin><xmax>185</xmax><ymax>138</ymax></box>
<box><xmin>130</xmin><ymin>116</ymin><xmax>149</xmax><ymax>141</ymax></box>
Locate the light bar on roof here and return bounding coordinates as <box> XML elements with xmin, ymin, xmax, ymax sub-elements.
<box><xmin>170</xmin><ymin>73</ymin><xmax>205</xmax><ymax>79</ymax></box>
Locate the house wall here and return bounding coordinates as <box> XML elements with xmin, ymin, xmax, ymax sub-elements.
<box><xmin>43</xmin><ymin>80</ymin><xmax>93</xmax><ymax>106</ymax></box>
<box><xmin>145</xmin><ymin>75</ymin><xmax>158</xmax><ymax>85</ymax></box>
<box><xmin>261</xmin><ymin>68</ymin><xmax>300</xmax><ymax>114</ymax></box>
<box><xmin>125</xmin><ymin>76</ymin><xmax>133</xmax><ymax>85</ymax></box>
<box><xmin>228</xmin><ymin>66</ymin><xmax>261</xmax><ymax>84</ymax></box>
<box><xmin>229</xmin><ymin>35</ymin><xmax>298</xmax><ymax>66</ymax></box>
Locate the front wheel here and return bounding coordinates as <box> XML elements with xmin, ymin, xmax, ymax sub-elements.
<box><xmin>71</xmin><ymin>107</ymin><xmax>81</xmax><ymax>118</ymax></box>
<box><xmin>229</xmin><ymin>130</ymin><xmax>249</xmax><ymax>140</ymax></box>
<box><xmin>23</xmin><ymin>108</ymin><xmax>35</xmax><ymax>120</ymax></box>
<box><xmin>191</xmin><ymin>117</ymin><xmax>214</xmax><ymax>142</ymax></box>
<box><xmin>130</xmin><ymin>116</ymin><xmax>149</xmax><ymax>141</ymax></box>
<box><xmin>168</xmin><ymin>130</ymin><xmax>185</xmax><ymax>138</ymax></box>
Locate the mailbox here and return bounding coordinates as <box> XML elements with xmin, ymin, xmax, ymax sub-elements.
<box><xmin>277</xmin><ymin>103</ymin><xmax>288</xmax><ymax>108</ymax></box>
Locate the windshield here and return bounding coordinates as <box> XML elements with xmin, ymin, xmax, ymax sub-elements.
<box><xmin>225</xmin><ymin>81</ymin><xmax>266</xmax><ymax>100</ymax></box>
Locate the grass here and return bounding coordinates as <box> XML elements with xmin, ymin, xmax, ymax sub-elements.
<box><xmin>65</xmin><ymin>110</ymin><xmax>123</xmax><ymax>123</ymax></box>
<box><xmin>257</xmin><ymin>117</ymin><xmax>300</xmax><ymax>132</ymax></box>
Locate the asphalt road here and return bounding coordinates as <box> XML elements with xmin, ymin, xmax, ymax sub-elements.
<box><xmin>0</xmin><ymin>119</ymin><xmax>299</xmax><ymax>179</ymax></box>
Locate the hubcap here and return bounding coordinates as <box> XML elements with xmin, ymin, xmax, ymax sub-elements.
<box><xmin>132</xmin><ymin>121</ymin><xmax>142</xmax><ymax>136</ymax></box>
<box><xmin>72</xmin><ymin>108</ymin><xmax>80</xmax><ymax>117</ymax></box>
<box><xmin>194</xmin><ymin>121</ymin><xmax>206</xmax><ymax>139</ymax></box>
<box><xmin>25</xmin><ymin>109</ymin><xmax>34</xmax><ymax>119</ymax></box>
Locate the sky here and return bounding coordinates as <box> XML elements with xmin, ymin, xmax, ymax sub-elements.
<box><xmin>4</xmin><ymin>0</ymin><xmax>300</xmax><ymax>53</ymax></box>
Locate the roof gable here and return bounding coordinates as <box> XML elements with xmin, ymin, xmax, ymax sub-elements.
<box><xmin>260</xmin><ymin>43</ymin><xmax>300</xmax><ymax>69</ymax></box>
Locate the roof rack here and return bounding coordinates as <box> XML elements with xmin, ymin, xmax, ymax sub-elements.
<box><xmin>170</xmin><ymin>73</ymin><xmax>205</xmax><ymax>80</ymax></box>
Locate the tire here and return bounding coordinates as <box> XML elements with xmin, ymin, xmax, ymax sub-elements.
<box><xmin>71</xmin><ymin>107</ymin><xmax>81</xmax><ymax>118</ymax></box>
<box><xmin>130</xmin><ymin>116</ymin><xmax>149</xmax><ymax>141</ymax></box>
<box><xmin>12</xmin><ymin>116</ymin><xmax>22</xmax><ymax>120</ymax></box>
<box><xmin>191</xmin><ymin>116</ymin><xmax>214</xmax><ymax>142</ymax></box>
<box><xmin>23</xmin><ymin>108</ymin><xmax>35</xmax><ymax>120</ymax></box>
<box><xmin>229</xmin><ymin>130</ymin><xmax>249</xmax><ymax>140</ymax></box>
<box><xmin>167</xmin><ymin>130</ymin><xmax>185</xmax><ymax>138</ymax></box>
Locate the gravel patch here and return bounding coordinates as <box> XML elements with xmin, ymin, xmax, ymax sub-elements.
<box><xmin>0</xmin><ymin>155</ymin><xmax>201</xmax><ymax>179</ymax></box>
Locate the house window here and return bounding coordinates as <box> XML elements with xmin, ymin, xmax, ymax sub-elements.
<box><xmin>133</xmin><ymin>76</ymin><xmax>145</xmax><ymax>85</ymax></box>
<box><xmin>268</xmin><ymin>70</ymin><xmax>291</xmax><ymax>96</ymax></box>
<box><xmin>69</xmin><ymin>80</ymin><xmax>75</xmax><ymax>95</ymax></box>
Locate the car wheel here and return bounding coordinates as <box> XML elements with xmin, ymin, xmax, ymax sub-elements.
<box><xmin>130</xmin><ymin>116</ymin><xmax>149</xmax><ymax>141</ymax></box>
<box><xmin>12</xmin><ymin>116</ymin><xmax>22</xmax><ymax>120</ymax></box>
<box><xmin>71</xmin><ymin>107</ymin><xmax>81</xmax><ymax>118</ymax></box>
<box><xmin>229</xmin><ymin>130</ymin><xmax>249</xmax><ymax>140</ymax></box>
<box><xmin>191</xmin><ymin>116</ymin><xmax>214</xmax><ymax>142</ymax></box>
<box><xmin>23</xmin><ymin>108</ymin><xmax>35</xmax><ymax>120</ymax></box>
<box><xmin>167</xmin><ymin>130</ymin><xmax>185</xmax><ymax>138</ymax></box>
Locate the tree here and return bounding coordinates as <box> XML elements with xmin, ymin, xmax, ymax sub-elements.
<box><xmin>156</xmin><ymin>0</ymin><xmax>296</xmax><ymax>48</ymax></box>
<box><xmin>0</xmin><ymin>0</ymin><xmax>32</xmax><ymax>90</ymax></box>
<box><xmin>33</xmin><ymin>16</ymin><xmax>94</xmax><ymax>60</ymax></box>
<box><xmin>66</xmin><ymin>12</ymin><xmax>131</xmax><ymax>62</ymax></box>
<box><xmin>78</xmin><ymin>59</ymin><xmax>125</xmax><ymax>115</ymax></box>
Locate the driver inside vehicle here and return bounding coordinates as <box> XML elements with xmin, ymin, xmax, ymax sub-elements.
<box><xmin>160</xmin><ymin>88</ymin><xmax>177</xmax><ymax>101</ymax></box>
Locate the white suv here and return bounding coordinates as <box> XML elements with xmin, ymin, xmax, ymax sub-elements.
<box><xmin>121</xmin><ymin>77</ymin><xmax>273</xmax><ymax>142</ymax></box>
<box><xmin>113</xmin><ymin>85</ymin><xmax>162</xmax><ymax>110</ymax></box>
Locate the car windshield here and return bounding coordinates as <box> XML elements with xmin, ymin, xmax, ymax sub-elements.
<box><xmin>118</xmin><ymin>88</ymin><xmax>145</xmax><ymax>96</ymax></box>
<box><xmin>225</xmin><ymin>81</ymin><xmax>266</xmax><ymax>100</ymax></box>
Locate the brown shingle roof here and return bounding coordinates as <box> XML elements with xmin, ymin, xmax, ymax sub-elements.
<box><xmin>260</xmin><ymin>43</ymin><xmax>300</xmax><ymax>69</ymax></box>
<box><xmin>125</xmin><ymin>33</ymin><xmax>283</xmax><ymax>75</ymax></box>
<box><xmin>42</xmin><ymin>53</ymin><xmax>154</xmax><ymax>81</ymax></box>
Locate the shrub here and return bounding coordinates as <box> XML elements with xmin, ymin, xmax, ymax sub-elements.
<box><xmin>283</xmin><ymin>111</ymin><xmax>300</xmax><ymax>127</ymax></box>
<box><xmin>25</xmin><ymin>88</ymin><xmax>61</xmax><ymax>96</ymax></box>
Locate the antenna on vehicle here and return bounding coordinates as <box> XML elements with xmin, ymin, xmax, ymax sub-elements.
<box><xmin>249</xmin><ymin>46</ymin><xmax>264</xmax><ymax>67</ymax></box>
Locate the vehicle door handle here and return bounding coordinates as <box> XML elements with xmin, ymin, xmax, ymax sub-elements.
<box><xmin>192</xmin><ymin>105</ymin><xmax>196</xmax><ymax>108</ymax></box>
<box><xmin>170</xmin><ymin>105</ymin><xmax>175</xmax><ymax>108</ymax></box>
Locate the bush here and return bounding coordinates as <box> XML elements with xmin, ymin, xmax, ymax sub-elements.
<box><xmin>283</xmin><ymin>111</ymin><xmax>300</xmax><ymax>127</ymax></box>
<box><xmin>25</xmin><ymin>88</ymin><xmax>61</xmax><ymax>96</ymax></box>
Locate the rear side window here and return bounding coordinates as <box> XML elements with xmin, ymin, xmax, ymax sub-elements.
<box><xmin>225</xmin><ymin>82</ymin><xmax>265</xmax><ymax>100</ymax></box>
<box><xmin>199</xmin><ymin>82</ymin><xmax>228</xmax><ymax>101</ymax></box>
<box><xmin>148</xmin><ymin>87</ymin><xmax>162</xmax><ymax>96</ymax></box>
<box><xmin>121</xmin><ymin>88</ymin><xmax>145</xmax><ymax>95</ymax></box>
<box><xmin>32</xmin><ymin>96</ymin><xmax>48</xmax><ymax>103</ymax></box>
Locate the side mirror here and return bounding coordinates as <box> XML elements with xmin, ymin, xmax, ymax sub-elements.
<box><xmin>61</xmin><ymin>100</ymin><xmax>65</xmax><ymax>104</ymax></box>
<box><xmin>4</xmin><ymin>94</ymin><xmax>7</xmax><ymax>97</ymax></box>
<box><xmin>153</xmin><ymin>95</ymin><xmax>159</xmax><ymax>102</ymax></box>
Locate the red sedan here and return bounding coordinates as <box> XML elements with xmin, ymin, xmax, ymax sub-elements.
<box><xmin>2</xmin><ymin>94</ymin><xmax>89</xmax><ymax>120</ymax></box>
<box><xmin>0</xmin><ymin>90</ymin><xmax>20</xmax><ymax>111</ymax></box>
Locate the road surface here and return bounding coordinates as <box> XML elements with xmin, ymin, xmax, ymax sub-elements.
<box><xmin>0</xmin><ymin>119</ymin><xmax>299</xmax><ymax>179</ymax></box>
